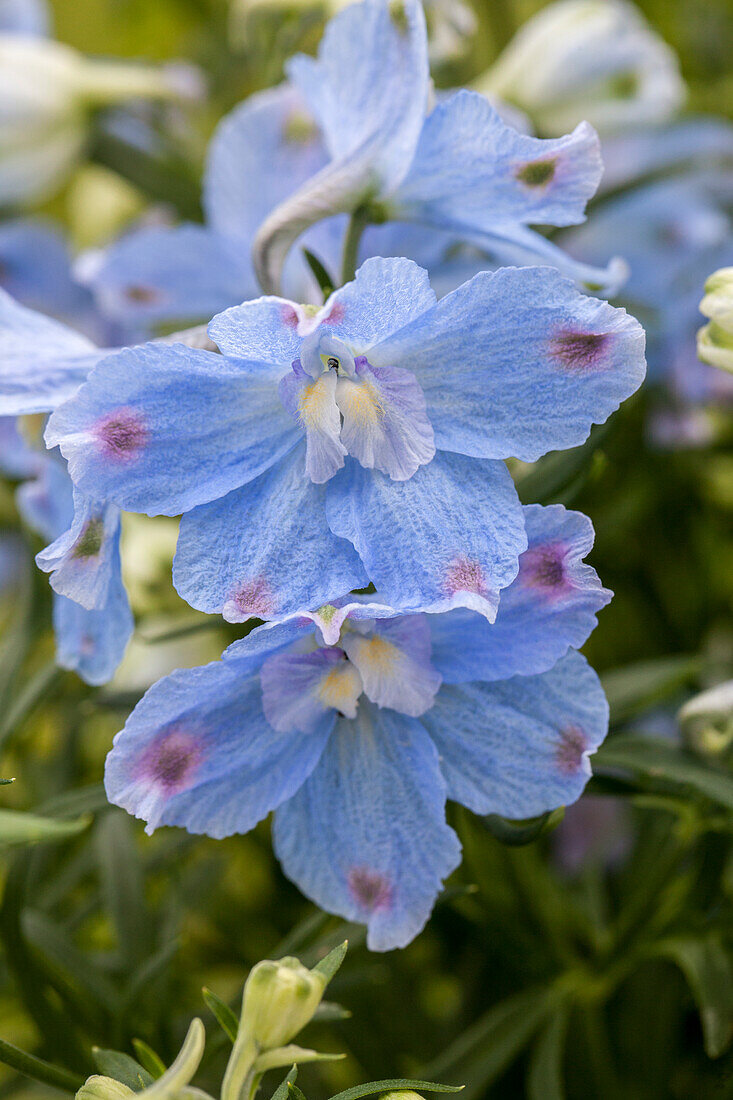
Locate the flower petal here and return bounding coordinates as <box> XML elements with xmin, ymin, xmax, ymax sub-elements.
<box><xmin>430</xmin><ymin>504</ymin><xmax>612</xmax><ymax>683</ymax></box>
<box><xmin>341</xmin><ymin>613</ymin><xmax>440</xmax><ymax>717</ymax></box>
<box><xmin>105</xmin><ymin>653</ymin><xmax>331</xmax><ymax>837</ymax></box>
<box><xmin>325</xmin><ymin>451</ymin><xmax>526</xmax><ymax>620</ymax></box>
<box><xmin>173</xmin><ymin>443</ymin><xmax>368</xmax><ymax>621</ymax></box>
<box><xmin>370</xmin><ymin>265</ymin><xmax>646</xmax><ymax>462</ymax></box>
<box><xmin>53</xmin><ymin>574</ymin><xmax>133</xmax><ymax>687</ymax></box>
<box><xmin>422</xmin><ymin>650</ymin><xmax>609</xmax><ymax>819</ymax></box>
<box><xmin>46</xmin><ymin>343</ymin><xmax>299</xmax><ymax>516</ymax></box>
<box><xmin>273</xmin><ymin>702</ymin><xmax>461</xmax><ymax>950</ymax></box>
<box><xmin>261</xmin><ymin>645</ymin><xmax>362</xmax><ymax>732</ymax></box>
<box><xmin>36</xmin><ymin>490</ymin><xmax>123</xmax><ymax>610</ymax></box>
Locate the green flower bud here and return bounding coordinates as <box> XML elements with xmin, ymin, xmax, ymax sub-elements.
<box><xmin>698</xmin><ymin>268</ymin><xmax>733</xmax><ymax>373</ymax></box>
<box><xmin>239</xmin><ymin>957</ymin><xmax>327</xmax><ymax>1050</ymax></box>
<box><xmin>380</xmin><ymin>1093</ymin><xmax>426</xmax><ymax>1100</ymax></box>
<box><xmin>679</xmin><ymin>681</ymin><xmax>733</xmax><ymax>757</ymax></box>
<box><xmin>76</xmin><ymin>1078</ymin><xmax>134</xmax><ymax>1100</ymax></box>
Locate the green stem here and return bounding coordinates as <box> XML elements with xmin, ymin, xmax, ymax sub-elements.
<box><xmin>245</xmin><ymin>1071</ymin><xmax>262</xmax><ymax>1100</ymax></box>
<box><xmin>340</xmin><ymin>208</ymin><xmax>370</xmax><ymax>285</ymax></box>
<box><xmin>0</xmin><ymin>1038</ymin><xmax>84</xmax><ymax>1094</ymax></box>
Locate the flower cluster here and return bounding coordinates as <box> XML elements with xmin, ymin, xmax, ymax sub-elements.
<box><xmin>0</xmin><ymin>0</ymin><xmax>648</xmax><ymax>949</ymax></box>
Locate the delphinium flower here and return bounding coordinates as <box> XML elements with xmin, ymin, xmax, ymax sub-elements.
<box><xmin>561</xmin><ymin>176</ymin><xmax>733</xmax><ymax>444</ymax></box>
<box><xmin>82</xmin><ymin>0</ymin><xmax>623</xmax><ymax>336</ymax></box>
<box><xmin>46</xmin><ymin>256</ymin><xmax>645</xmax><ymax>625</ymax></box>
<box><xmin>0</xmin><ymin>0</ymin><xmax>49</xmax><ymax>36</ymax></box>
<box><xmin>105</xmin><ymin>503</ymin><xmax>612</xmax><ymax>950</ymax></box>
<box><xmin>475</xmin><ymin>0</ymin><xmax>685</xmax><ymax>138</ymax></box>
<box><xmin>0</xmin><ymin>290</ymin><xmax>136</xmax><ymax>683</ymax></box>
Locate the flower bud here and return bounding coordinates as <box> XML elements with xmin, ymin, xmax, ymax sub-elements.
<box><xmin>679</xmin><ymin>681</ymin><xmax>733</xmax><ymax>757</ymax></box>
<box><xmin>476</xmin><ymin>0</ymin><xmax>685</xmax><ymax>136</ymax></box>
<box><xmin>239</xmin><ymin>957</ymin><xmax>327</xmax><ymax>1050</ymax></box>
<box><xmin>0</xmin><ymin>34</ymin><xmax>196</xmax><ymax>206</ymax></box>
<box><xmin>380</xmin><ymin>1093</ymin><xmax>426</xmax><ymax>1100</ymax></box>
<box><xmin>76</xmin><ymin>1077</ymin><xmax>134</xmax><ymax>1100</ymax></box>
<box><xmin>698</xmin><ymin>268</ymin><xmax>733</xmax><ymax>374</ymax></box>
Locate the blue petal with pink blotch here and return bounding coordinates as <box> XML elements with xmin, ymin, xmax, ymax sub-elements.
<box><xmin>430</xmin><ymin>503</ymin><xmax>612</xmax><ymax>683</ymax></box>
<box><xmin>104</xmin><ymin>580</ymin><xmax>609</xmax><ymax>950</ymax></box>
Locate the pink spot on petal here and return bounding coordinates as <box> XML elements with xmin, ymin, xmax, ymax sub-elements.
<box><xmin>444</xmin><ymin>555</ymin><xmax>488</xmax><ymax>597</ymax></box>
<box><xmin>281</xmin><ymin>304</ymin><xmax>300</xmax><ymax>328</ymax></box>
<box><xmin>551</xmin><ymin>329</ymin><xmax>610</xmax><ymax>371</ymax></box>
<box><xmin>556</xmin><ymin>725</ymin><xmax>589</xmax><ymax>775</ymax></box>
<box><xmin>322</xmin><ymin>302</ymin><xmax>344</xmax><ymax>325</ymax></box>
<box><xmin>520</xmin><ymin>543</ymin><xmax>572</xmax><ymax>597</ymax></box>
<box><xmin>224</xmin><ymin>575</ymin><xmax>275</xmax><ymax>620</ymax></box>
<box><xmin>139</xmin><ymin>729</ymin><xmax>202</xmax><ymax>793</ymax></box>
<box><xmin>348</xmin><ymin>866</ymin><xmax>392</xmax><ymax>912</ymax></box>
<box><xmin>122</xmin><ymin>284</ymin><xmax>163</xmax><ymax>305</ymax></box>
<box><xmin>95</xmin><ymin>408</ymin><xmax>149</xmax><ymax>462</ymax></box>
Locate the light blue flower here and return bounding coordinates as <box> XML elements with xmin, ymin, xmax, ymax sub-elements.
<box><xmin>105</xmin><ymin>502</ymin><xmax>610</xmax><ymax>950</ymax></box>
<box><xmin>47</xmin><ymin>257</ymin><xmax>645</xmax><ymax>622</ymax></box>
<box><xmin>253</xmin><ymin>0</ymin><xmax>623</xmax><ymax>295</ymax></box>
<box><xmin>83</xmin><ymin>83</ymin><xmax>343</xmax><ymax>330</ymax></box>
<box><xmin>85</xmin><ymin>0</ymin><xmax>622</xmax><ymax>330</ymax></box>
<box><xmin>0</xmin><ymin>289</ymin><xmax>133</xmax><ymax>684</ymax></box>
<box><xmin>0</xmin><ymin>218</ymin><xmax>97</xmax><ymax>328</ymax></box>
<box><xmin>0</xmin><ymin>0</ymin><xmax>50</xmax><ymax>36</ymax></box>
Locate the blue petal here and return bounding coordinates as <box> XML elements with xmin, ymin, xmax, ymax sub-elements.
<box><xmin>371</xmin><ymin>266</ymin><xmax>646</xmax><ymax>462</ymax></box>
<box><xmin>430</xmin><ymin>504</ymin><xmax>612</xmax><ymax>683</ymax></box>
<box><xmin>0</xmin><ymin>416</ymin><xmax>43</xmax><ymax>480</ymax></box>
<box><xmin>46</xmin><ymin>343</ymin><xmax>300</xmax><ymax>516</ymax></box>
<box><xmin>85</xmin><ymin>225</ymin><xmax>255</xmax><ymax>330</ymax></box>
<box><xmin>173</xmin><ymin>443</ymin><xmax>368</xmax><ymax>621</ymax></box>
<box><xmin>392</xmin><ymin>91</ymin><xmax>603</xmax><ymax>231</ymax></box>
<box><xmin>36</xmin><ymin>491</ymin><xmax>123</xmax><ymax>610</ymax></box>
<box><xmin>325</xmin><ymin>451</ymin><xmax>526</xmax><ymax>619</ymax></box>
<box><xmin>599</xmin><ymin>119</ymin><xmax>733</xmax><ymax>193</ymax></box>
<box><xmin>0</xmin><ymin>0</ymin><xmax>50</xmax><ymax>35</ymax></box>
<box><xmin>286</xmin><ymin>0</ymin><xmax>429</xmax><ymax>194</ymax></box>
<box><xmin>341</xmin><ymin>613</ymin><xmax>441</xmax><ymax>717</ymax></box>
<box><xmin>0</xmin><ymin>220</ymin><xmax>89</xmax><ymax>319</ymax></box>
<box><xmin>273</xmin><ymin>702</ymin><xmax>461</xmax><ymax>951</ymax></box>
<box><xmin>16</xmin><ymin>455</ymin><xmax>74</xmax><ymax>542</ymax></box>
<box><xmin>261</xmin><ymin>645</ymin><xmax>362</xmax><ymax>731</ymax></box>
<box><xmin>423</xmin><ymin>650</ymin><xmax>608</xmax><ymax>818</ymax></box>
<box><xmin>105</xmin><ymin>654</ymin><xmax>331</xmax><ymax>836</ymax></box>
<box><xmin>53</xmin><ymin>551</ymin><xmax>133</xmax><ymax>687</ymax></box>
<box><xmin>0</xmin><ymin>289</ymin><xmax>102</xmax><ymax>415</ymax></box>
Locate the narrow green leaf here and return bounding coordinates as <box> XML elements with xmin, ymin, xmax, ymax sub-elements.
<box><xmin>0</xmin><ymin>808</ymin><xmax>90</xmax><ymax>848</ymax></box>
<box><xmin>302</xmin><ymin>248</ymin><xmax>335</xmax><ymax>298</ymax></box>
<box><xmin>288</xmin><ymin>1084</ymin><xmax>308</xmax><ymax>1100</ymax></box>
<box><xmin>22</xmin><ymin>909</ymin><xmax>119</xmax><ymax>1019</ymax></box>
<box><xmin>423</xmin><ymin>987</ymin><xmax>551</xmax><ymax>1100</ymax></box>
<box><xmin>202</xmin><ymin>986</ymin><xmax>239</xmax><ymax>1043</ymax></box>
<box><xmin>92</xmin><ymin>1049</ymin><xmax>154</xmax><ymax>1092</ymax></box>
<box><xmin>593</xmin><ymin>735</ymin><xmax>733</xmax><ymax>811</ymax></box>
<box><xmin>0</xmin><ymin>660</ymin><xmax>65</xmax><ymax>745</ymax></box>
<box><xmin>655</xmin><ymin>936</ymin><xmax>733</xmax><ymax>1057</ymax></box>
<box><xmin>0</xmin><ymin>1036</ymin><xmax>83</xmax><ymax>1092</ymax></box>
<box><xmin>312</xmin><ymin>940</ymin><xmax>348</xmax><ymax>983</ymax></box>
<box><xmin>527</xmin><ymin>1006</ymin><xmax>568</xmax><ymax>1100</ymax></box>
<box><xmin>0</xmin><ymin>777</ymin><xmax>14</xmax><ymax>785</ymax></box>
<box><xmin>132</xmin><ymin>1040</ymin><xmax>167</xmax><ymax>1080</ymax></box>
<box><xmin>480</xmin><ymin>808</ymin><xmax>564</xmax><ymax>847</ymax></box>
<box><xmin>255</xmin><ymin>1046</ymin><xmax>345</xmax><ymax>1074</ymax></box>
<box><xmin>271</xmin><ymin>1067</ymin><xmax>298</xmax><ymax>1100</ymax></box>
<box><xmin>601</xmin><ymin>656</ymin><xmax>700</xmax><ymax>724</ymax></box>
<box><xmin>327</xmin><ymin>1080</ymin><xmax>463</xmax><ymax>1100</ymax></box>
<box><xmin>94</xmin><ymin>813</ymin><xmax>151</xmax><ymax>968</ymax></box>
<box><xmin>312</xmin><ymin>1000</ymin><xmax>352</xmax><ymax>1022</ymax></box>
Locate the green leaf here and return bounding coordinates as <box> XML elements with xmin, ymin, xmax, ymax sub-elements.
<box><xmin>312</xmin><ymin>1000</ymin><xmax>352</xmax><ymax>1022</ymax></box>
<box><xmin>527</xmin><ymin>1006</ymin><xmax>568</xmax><ymax>1100</ymax></box>
<box><xmin>0</xmin><ymin>660</ymin><xmax>65</xmax><ymax>746</ymax></box>
<box><xmin>655</xmin><ymin>935</ymin><xmax>733</xmax><ymax>1057</ymax></box>
<box><xmin>302</xmin><ymin>249</ymin><xmax>335</xmax><ymax>298</ymax></box>
<box><xmin>601</xmin><ymin>656</ymin><xmax>700</xmax><ymax>724</ymax></box>
<box><xmin>271</xmin><ymin>1066</ymin><xmax>298</xmax><ymax>1100</ymax></box>
<box><xmin>327</xmin><ymin>1081</ymin><xmax>463</xmax><ymax>1100</ymax></box>
<box><xmin>312</xmin><ymin>940</ymin><xmax>348</xmax><ymax>984</ymax></box>
<box><xmin>202</xmin><ymin>986</ymin><xmax>239</xmax><ymax>1043</ymax></box>
<box><xmin>423</xmin><ymin>987</ymin><xmax>552</xmax><ymax>1100</ymax></box>
<box><xmin>515</xmin><ymin>422</ymin><xmax>610</xmax><ymax>506</ymax></box>
<box><xmin>22</xmin><ymin>909</ymin><xmax>120</xmax><ymax>1021</ymax></box>
<box><xmin>480</xmin><ymin>808</ymin><xmax>565</xmax><ymax>847</ymax></box>
<box><xmin>132</xmin><ymin>1040</ymin><xmax>167</xmax><ymax>1080</ymax></box>
<box><xmin>0</xmin><ymin>1036</ymin><xmax>83</xmax><ymax>1093</ymax></box>
<box><xmin>254</xmin><ymin>1046</ymin><xmax>345</xmax><ymax>1074</ymax></box>
<box><xmin>288</xmin><ymin>1084</ymin><xmax>308</xmax><ymax>1100</ymax></box>
<box><xmin>94</xmin><ymin>813</ymin><xmax>151</xmax><ymax>968</ymax></box>
<box><xmin>0</xmin><ymin>808</ymin><xmax>90</xmax><ymax>848</ymax></box>
<box><xmin>593</xmin><ymin>734</ymin><xmax>733</xmax><ymax>811</ymax></box>
<box><xmin>92</xmin><ymin>1049</ymin><xmax>154</xmax><ymax>1092</ymax></box>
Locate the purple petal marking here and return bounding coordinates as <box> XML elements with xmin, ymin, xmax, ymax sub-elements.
<box><xmin>550</xmin><ymin>329</ymin><xmax>611</xmax><ymax>371</ymax></box>
<box><xmin>94</xmin><ymin>407</ymin><xmax>149</xmax><ymax>462</ymax></box>
<box><xmin>556</xmin><ymin>725</ymin><xmax>591</xmax><ymax>776</ymax></box>
<box><xmin>137</xmin><ymin>729</ymin><xmax>202</xmax><ymax>794</ymax></box>
<box><xmin>348</xmin><ymin>866</ymin><xmax>392</xmax><ymax>913</ymax></box>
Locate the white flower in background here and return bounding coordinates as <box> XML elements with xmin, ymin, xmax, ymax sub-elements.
<box><xmin>0</xmin><ymin>35</ymin><xmax>197</xmax><ymax>207</ymax></box>
<box><xmin>476</xmin><ymin>0</ymin><xmax>685</xmax><ymax>136</ymax></box>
